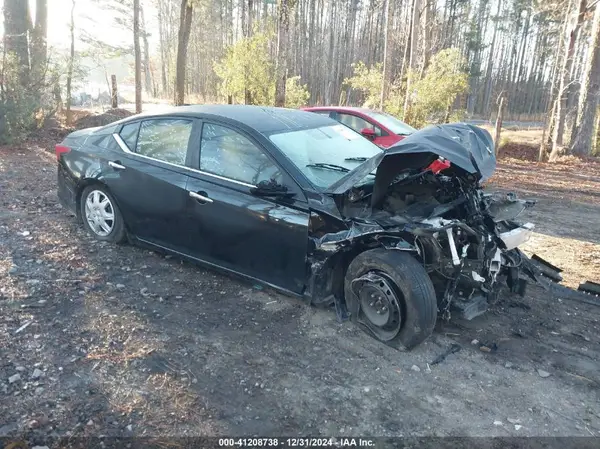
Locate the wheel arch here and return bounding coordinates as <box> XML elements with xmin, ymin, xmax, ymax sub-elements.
<box><xmin>75</xmin><ymin>178</ymin><xmax>109</xmax><ymax>222</ymax></box>
<box><xmin>309</xmin><ymin>240</ymin><xmax>418</xmax><ymax>306</ymax></box>
<box><xmin>77</xmin><ymin>181</ymin><xmax>129</xmax><ymax>243</ymax></box>
<box><xmin>75</xmin><ymin>179</ymin><xmax>128</xmax><ymax>233</ymax></box>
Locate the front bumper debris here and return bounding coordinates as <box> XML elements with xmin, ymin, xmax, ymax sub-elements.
<box><xmin>499</xmin><ymin>223</ymin><xmax>535</xmax><ymax>250</ymax></box>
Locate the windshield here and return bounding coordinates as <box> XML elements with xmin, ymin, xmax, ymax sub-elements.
<box><xmin>269</xmin><ymin>124</ymin><xmax>382</xmax><ymax>188</ymax></box>
<box><xmin>363</xmin><ymin>111</ymin><xmax>416</xmax><ymax>135</ymax></box>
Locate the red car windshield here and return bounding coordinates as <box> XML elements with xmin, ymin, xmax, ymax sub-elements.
<box><xmin>362</xmin><ymin>110</ymin><xmax>416</xmax><ymax>136</ymax></box>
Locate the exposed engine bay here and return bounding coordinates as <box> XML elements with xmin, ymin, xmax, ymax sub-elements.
<box><xmin>337</xmin><ymin>165</ymin><xmax>537</xmax><ymax>320</ymax></box>
<box><xmin>307</xmin><ymin>124</ymin><xmax>544</xmax><ymax>339</ymax></box>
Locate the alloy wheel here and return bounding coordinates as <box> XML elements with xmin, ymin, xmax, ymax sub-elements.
<box><xmin>84</xmin><ymin>190</ymin><xmax>115</xmax><ymax>237</ymax></box>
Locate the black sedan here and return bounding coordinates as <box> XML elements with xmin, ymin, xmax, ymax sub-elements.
<box><xmin>57</xmin><ymin>105</ymin><xmax>540</xmax><ymax>349</ymax></box>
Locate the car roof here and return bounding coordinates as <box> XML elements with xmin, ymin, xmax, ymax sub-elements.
<box><xmin>303</xmin><ymin>106</ymin><xmax>377</xmax><ymax>114</ymax></box>
<box><xmin>120</xmin><ymin>104</ymin><xmax>337</xmax><ymax>134</ymax></box>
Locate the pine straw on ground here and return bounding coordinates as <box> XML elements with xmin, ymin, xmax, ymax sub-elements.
<box><xmin>491</xmin><ymin>147</ymin><xmax>600</xmax><ymax>288</ymax></box>
<box><xmin>498</xmin><ymin>142</ymin><xmax>540</xmax><ymax>161</ymax></box>
<box><xmin>494</xmin><ymin>151</ymin><xmax>600</xmax><ymax>205</ymax></box>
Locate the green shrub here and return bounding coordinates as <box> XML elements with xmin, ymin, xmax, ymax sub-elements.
<box><xmin>214</xmin><ymin>32</ymin><xmax>309</xmax><ymax>109</ymax></box>
<box><xmin>342</xmin><ymin>49</ymin><xmax>468</xmax><ymax>129</ymax></box>
<box><xmin>344</xmin><ymin>62</ymin><xmax>382</xmax><ymax>108</ymax></box>
<box><xmin>214</xmin><ymin>32</ymin><xmax>275</xmax><ymax>105</ymax></box>
<box><xmin>405</xmin><ymin>49</ymin><xmax>469</xmax><ymax>128</ymax></box>
<box><xmin>285</xmin><ymin>76</ymin><xmax>310</xmax><ymax>108</ymax></box>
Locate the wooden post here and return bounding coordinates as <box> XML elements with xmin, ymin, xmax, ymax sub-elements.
<box><xmin>494</xmin><ymin>95</ymin><xmax>506</xmax><ymax>155</ymax></box>
<box><xmin>111</xmin><ymin>75</ymin><xmax>118</xmax><ymax>109</ymax></box>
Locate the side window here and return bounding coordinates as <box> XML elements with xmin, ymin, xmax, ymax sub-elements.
<box><xmin>200</xmin><ymin>123</ymin><xmax>282</xmax><ymax>186</ymax></box>
<box><xmin>93</xmin><ymin>134</ymin><xmax>120</xmax><ymax>151</ymax></box>
<box><xmin>337</xmin><ymin>113</ymin><xmax>383</xmax><ymax>137</ymax></box>
<box><xmin>120</xmin><ymin>123</ymin><xmax>139</xmax><ymax>151</ymax></box>
<box><xmin>136</xmin><ymin>119</ymin><xmax>192</xmax><ymax>165</ymax></box>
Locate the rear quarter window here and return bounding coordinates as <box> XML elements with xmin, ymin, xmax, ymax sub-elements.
<box><xmin>120</xmin><ymin>123</ymin><xmax>140</xmax><ymax>151</ymax></box>
<box><xmin>91</xmin><ymin>135</ymin><xmax>120</xmax><ymax>151</ymax></box>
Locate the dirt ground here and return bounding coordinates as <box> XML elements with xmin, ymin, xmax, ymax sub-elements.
<box><xmin>1</xmin><ymin>128</ymin><xmax>600</xmax><ymax>446</ymax></box>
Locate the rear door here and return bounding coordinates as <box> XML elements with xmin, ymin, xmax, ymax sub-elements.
<box><xmin>183</xmin><ymin>121</ymin><xmax>310</xmax><ymax>293</ymax></box>
<box><xmin>104</xmin><ymin>117</ymin><xmax>197</xmax><ymax>252</ymax></box>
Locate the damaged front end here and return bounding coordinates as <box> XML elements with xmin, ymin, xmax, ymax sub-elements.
<box><xmin>308</xmin><ymin>123</ymin><xmax>540</xmax><ymax>323</ymax></box>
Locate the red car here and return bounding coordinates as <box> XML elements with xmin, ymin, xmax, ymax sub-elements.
<box><xmin>302</xmin><ymin>106</ymin><xmax>416</xmax><ymax>148</ymax></box>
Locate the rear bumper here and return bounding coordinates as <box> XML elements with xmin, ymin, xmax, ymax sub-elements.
<box><xmin>57</xmin><ymin>164</ymin><xmax>77</xmax><ymax>214</ymax></box>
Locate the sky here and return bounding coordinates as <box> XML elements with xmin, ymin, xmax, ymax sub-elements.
<box><xmin>1</xmin><ymin>0</ymin><xmax>159</xmax><ymax>93</ymax></box>
<box><xmin>46</xmin><ymin>0</ymin><xmax>157</xmax><ymax>49</ymax></box>
<box><xmin>0</xmin><ymin>0</ymin><xmax>158</xmax><ymax>50</ymax></box>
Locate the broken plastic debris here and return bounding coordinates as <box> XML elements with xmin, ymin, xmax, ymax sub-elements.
<box><xmin>14</xmin><ymin>320</ymin><xmax>33</xmax><ymax>334</ymax></box>
<box><xmin>537</xmin><ymin>369</ymin><xmax>551</xmax><ymax>378</ymax></box>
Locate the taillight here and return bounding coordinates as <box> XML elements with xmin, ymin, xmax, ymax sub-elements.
<box><xmin>55</xmin><ymin>145</ymin><xmax>71</xmax><ymax>161</ymax></box>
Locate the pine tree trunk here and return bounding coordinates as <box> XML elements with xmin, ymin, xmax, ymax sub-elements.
<box><xmin>482</xmin><ymin>0</ymin><xmax>502</xmax><ymax>116</ymax></box>
<box><xmin>379</xmin><ymin>0</ymin><xmax>392</xmax><ymax>110</ymax></box>
<box><xmin>3</xmin><ymin>0</ymin><xmax>31</xmax><ymax>86</ymax></box>
<box><xmin>111</xmin><ymin>75</ymin><xmax>118</xmax><ymax>109</ymax></box>
<box><xmin>571</xmin><ymin>3</ymin><xmax>600</xmax><ymax>156</ymax></box>
<box><xmin>158</xmin><ymin>0</ymin><xmax>168</xmax><ymax>96</ymax></box>
<box><xmin>175</xmin><ymin>0</ymin><xmax>193</xmax><ymax>106</ymax></box>
<box><xmin>510</xmin><ymin>8</ymin><xmax>530</xmax><ymax>112</ymax></box>
<box><xmin>494</xmin><ymin>95</ymin><xmax>505</xmax><ymax>155</ymax></box>
<box><xmin>421</xmin><ymin>0</ymin><xmax>432</xmax><ymax>76</ymax></box>
<box><xmin>275</xmin><ymin>0</ymin><xmax>291</xmax><ymax>107</ymax></box>
<box><xmin>551</xmin><ymin>0</ymin><xmax>587</xmax><ymax>160</ymax></box>
<box><xmin>31</xmin><ymin>0</ymin><xmax>47</xmax><ymax>83</ymax></box>
<box><xmin>325</xmin><ymin>0</ymin><xmax>335</xmax><ymax>104</ymax></box>
<box><xmin>403</xmin><ymin>0</ymin><xmax>421</xmax><ymax>120</ymax></box>
<box><xmin>133</xmin><ymin>0</ymin><xmax>142</xmax><ymax>112</ymax></box>
<box><xmin>65</xmin><ymin>0</ymin><xmax>75</xmax><ymax>125</ymax></box>
<box><xmin>140</xmin><ymin>5</ymin><xmax>153</xmax><ymax>96</ymax></box>
<box><xmin>248</xmin><ymin>0</ymin><xmax>253</xmax><ymax>35</ymax></box>
<box><xmin>241</xmin><ymin>0</ymin><xmax>247</xmax><ymax>38</ymax></box>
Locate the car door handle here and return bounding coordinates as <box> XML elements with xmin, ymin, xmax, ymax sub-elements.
<box><xmin>108</xmin><ymin>161</ymin><xmax>126</xmax><ymax>170</ymax></box>
<box><xmin>189</xmin><ymin>191</ymin><xmax>213</xmax><ymax>204</ymax></box>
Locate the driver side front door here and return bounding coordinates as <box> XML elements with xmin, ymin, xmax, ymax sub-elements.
<box><xmin>182</xmin><ymin>121</ymin><xmax>311</xmax><ymax>294</ymax></box>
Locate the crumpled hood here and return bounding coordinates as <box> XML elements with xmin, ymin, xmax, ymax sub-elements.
<box><xmin>385</xmin><ymin>123</ymin><xmax>496</xmax><ymax>179</ymax></box>
<box><xmin>326</xmin><ymin>123</ymin><xmax>496</xmax><ymax>198</ymax></box>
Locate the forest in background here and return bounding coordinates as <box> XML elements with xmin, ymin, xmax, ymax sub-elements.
<box><xmin>2</xmin><ymin>0</ymin><xmax>600</xmax><ymax>159</ymax></box>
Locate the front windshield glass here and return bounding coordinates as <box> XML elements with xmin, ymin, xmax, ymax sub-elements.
<box><xmin>269</xmin><ymin>124</ymin><xmax>382</xmax><ymax>189</ymax></box>
<box><xmin>363</xmin><ymin>110</ymin><xmax>416</xmax><ymax>135</ymax></box>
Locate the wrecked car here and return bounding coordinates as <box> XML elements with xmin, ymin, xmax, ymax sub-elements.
<box><xmin>56</xmin><ymin>105</ymin><xmax>539</xmax><ymax>349</ymax></box>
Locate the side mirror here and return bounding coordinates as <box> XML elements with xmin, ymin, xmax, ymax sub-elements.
<box><xmin>360</xmin><ymin>128</ymin><xmax>376</xmax><ymax>140</ymax></box>
<box><xmin>250</xmin><ymin>179</ymin><xmax>294</xmax><ymax>198</ymax></box>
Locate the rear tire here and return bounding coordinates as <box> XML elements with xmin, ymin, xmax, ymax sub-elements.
<box><xmin>80</xmin><ymin>185</ymin><xmax>127</xmax><ymax>244</ymax></box>
<box><xmin>344</xmin><ymin>249</ymin><xmax>437</xmax><ymax>350</ymax></box>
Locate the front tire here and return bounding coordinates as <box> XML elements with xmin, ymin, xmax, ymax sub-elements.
<box><xmin>80</xmin><ymin>185</ymin><xmax>126</xmax><ymax>243</ymax></box>
<box><xmin>344</xmin><ymin>249</ymin><xmax>437</xmax><ymax>350</ymax></box>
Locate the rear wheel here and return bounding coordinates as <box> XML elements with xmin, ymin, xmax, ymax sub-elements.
<box><xmin>344</xmin><ymin>249</ymin><xmax>437</xmax><ymax>349</ymax></box>
<box><xmin>80</xmin><ymin>185</ymin><xmax>126</xmax><ymax>243</ymax></box>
